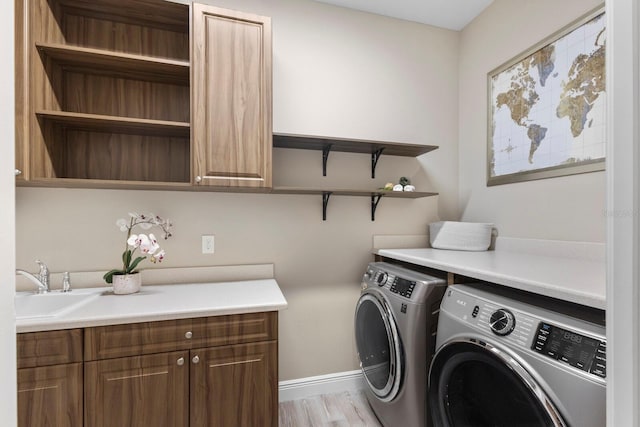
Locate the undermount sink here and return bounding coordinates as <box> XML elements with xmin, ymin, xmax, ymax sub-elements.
<box><xmin>15</xmin><ymin>291</ymin><xmax>98</xmax><ymax>320</ymax></box>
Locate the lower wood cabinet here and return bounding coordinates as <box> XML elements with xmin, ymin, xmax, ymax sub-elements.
<box><xmin>17</xmin><ymin>363</ymin><xmax>83</xmax><ymax>427</ymax></box>
<box><xmin>85</xmin><ymin>351</ymin><xmax>190</xmax><ymax>427</ymax></box>
<box><xmin>190</xmin><ymin>341</ymin><xmax>277</xmax><ymax>427</ymax></box>
<box><xmin>17</xmin><ymin>312</ymin><xmax>278</xmax><ymax>427</ymax></box>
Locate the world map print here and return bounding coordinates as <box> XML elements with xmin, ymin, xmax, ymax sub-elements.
<box><xmin>489</xmin><ymin>12</ymin><xmax>606</xmax><ymax>183</ymax></box>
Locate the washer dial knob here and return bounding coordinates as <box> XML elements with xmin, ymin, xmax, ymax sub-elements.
<box><xmin>376</xmin><ymin>272</ymin><xmax>388</xmax><ymax>287</ymax></box>
<box><xmin>489</xmin><ymin>309</ymin><xmax>516</xmax><ymax>336</ymax></box>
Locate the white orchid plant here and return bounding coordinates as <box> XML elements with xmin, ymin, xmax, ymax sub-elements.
<box><xmin>103</xmin><ymin>213</ymin><xmax>173</xmax><ymax>284</ymax></box>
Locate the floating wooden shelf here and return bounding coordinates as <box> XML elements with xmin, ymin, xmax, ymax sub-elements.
<box><xmin>36</xmin><ymin>110</ymin><xmax>190</xmax><ymax>138</ymax></box>
<box><xmin>36</xmin><ymin>43</ymin><xmax>190</xmax><ymax>85</ymax></box>
<box><xmin>273</xmin><ymin>133</ymin><xmax>438</xmax><ymax>178</ymax></box>
<box><xmin>272</xmin><ymin>187</ymin><xmax>438</xmax><ymax>221</ymax></box>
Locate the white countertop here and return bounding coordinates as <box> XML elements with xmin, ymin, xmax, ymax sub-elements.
<box><xmin>16</xmin><ymin>279</ymin><xmax>288</xmax><ymax>333</ymax></box>
<box><xmin>376</xmin><ymin>246</ymin><xmax>606</xmax><ymax>310</ymax></box>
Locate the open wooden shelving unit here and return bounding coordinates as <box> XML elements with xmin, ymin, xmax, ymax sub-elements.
<box><xmin>17</xmin><ymin>0</ymin><xmax>191</xmax><ymax>185</ymax></box>
<box><xmin>273</xmin><ymin>132</ymin><xmax>438</xmax><ymax>178</ymax></box>
<box><xmin>272</xmin><ymin>133</ymin><xmax>439</xmax><ymax>220</ymax></box>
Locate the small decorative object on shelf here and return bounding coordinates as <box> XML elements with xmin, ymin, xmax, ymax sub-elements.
<box><xmin>103</xmin><ymin>212</ymin><xmax>172</xmax><ymax>294</ymax></box>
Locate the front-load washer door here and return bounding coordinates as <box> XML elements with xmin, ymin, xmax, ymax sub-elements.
<box><xmin>354</xmin><ymin>291</ymin><xmax>403</xmax><ymax>402</ymax></box>
<box><xmin>429</xmin><ymin>339</ymin><xmax>566</xmax><ymax>427</ymax></box>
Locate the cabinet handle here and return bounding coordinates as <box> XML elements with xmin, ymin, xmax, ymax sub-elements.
<box><xmin>177</xmin><ymin>357</ymin><xmax>185</xmax><ymax>366</ymax></box>
<box><xmin>185</xmin><ymin>331</ymin><xmax>193</xmax><ymax>339</ymax></box>
<box><xmin>15</xmin><ymin>169</ymin><xmax>22</xmax><ymax>176</ymax></box>
<box><xmin>192</xmin><ymin>355</ymin><xmax>200</xmax><ymax>364</ymax></box>
<box><xmin>195</xmin><ymin>175</ymin><xmax>264</xmax><ymax>183</ymax></box>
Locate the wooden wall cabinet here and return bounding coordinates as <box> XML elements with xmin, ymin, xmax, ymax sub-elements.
<box><xmin>15</xmin><ymin>0</ymin><xmax>272</xmax><ymax>190</ymax></box>
<box><xmin>16</xmin><ymin>329</ymin><xmax>84</xmax><ymax>427</ymax></box>
<box><xmin>192</xmin><ymin>5</ymin><xmax>272</xmax><ymax>189</ymax></box>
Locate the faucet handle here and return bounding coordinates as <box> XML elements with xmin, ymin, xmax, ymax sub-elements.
<box><xmin>35</xmin><ymin>260</ymin><xmax>49</xmax><ymax>276</ymax></box>
<box><xmin>62</xmin><ymin>272</ymin><xmax>72</xmax><ymax>293</ymax></box>
<box><xmin>35</xmin><ymin>260</ymin><xmax>50</xmax><ymax>292</ymax></box>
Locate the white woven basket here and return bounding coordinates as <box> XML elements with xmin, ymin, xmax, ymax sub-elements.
<box><xmin>429</xmin><ymin>221</ymin><xmax>494</xmax><ymax>251</ymax></box>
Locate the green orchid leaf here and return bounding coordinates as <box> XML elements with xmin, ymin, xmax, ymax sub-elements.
<box><xmin>122</xmin><ymin>249</ymin><xmax>133</xmax><ymax>270</ymax></box>
<box><xmin>103</xmin><ymin>269</ymin><xmax>121</xmax><ymax>284</ymax></box>
<box><xmin>127</xmin><ymin>256</ymin><xmax>147</xmax><ymax>273</ymax></box>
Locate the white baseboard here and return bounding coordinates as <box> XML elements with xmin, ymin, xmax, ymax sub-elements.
<box><xmin>278</xmin><ymin>370</ymin><xmax>365</xmax><ymax>402</ymax></box>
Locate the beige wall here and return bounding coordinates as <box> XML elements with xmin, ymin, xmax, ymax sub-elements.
<box><xmin>458</xmin><ymin>0</ymin><xmax>606</xmax><ymax>242</ymax></box>
<box><xmin>15</xmin><ymin>0</ymin><xmax>459</xmax><ymax>380</ymax></box>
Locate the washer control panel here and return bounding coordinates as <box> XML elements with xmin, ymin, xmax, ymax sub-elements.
<box><xmin>532</xmin><ymin>322</ymin><xmax>606</xmax><ymax>378</ymax></box>
<box><xmin>442</xmin><ymin>286</ymin><xmax>607</xmax><ymax>381</ymax></box>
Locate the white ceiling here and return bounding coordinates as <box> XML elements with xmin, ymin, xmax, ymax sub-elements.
<box><xmin>312</xmin><ymin>0</ymin><xmax>494</xmax><ymax>31</ymax></box>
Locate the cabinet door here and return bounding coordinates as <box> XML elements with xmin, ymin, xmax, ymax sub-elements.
<box><xmin>192</xmin><ymin>4</ymin><xmax>272</xmax><ymax>188</ymax></box>
<box><xmin>17</xmin><ymin>363</ymin><xmax>83</xmax><ymax>427</ymax></box>
<box><xmin>190</xmin><ymin>341</ymin><xmax>277</xmax><ymax>427</ymax></box>
<box><xmin>85</xmin><ymin>351</ymin><xmax>189</xmax><ymax>427</ymax></box>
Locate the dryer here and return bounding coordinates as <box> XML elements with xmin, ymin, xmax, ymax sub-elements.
<box><xmin>355</xmin><ymin>262</ymin><xmax>446</xmax><ymax>427</ymax></box>
<box><xmin>429</xmin><ymin>283</ymin><xmax>606</xmax><ymax>427</ymax></box>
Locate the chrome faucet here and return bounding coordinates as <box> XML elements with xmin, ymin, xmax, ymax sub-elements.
<box><xmin>16</xmin><ymin>260</ymin><xmax>50</xmax><ymax>294</ymax></box>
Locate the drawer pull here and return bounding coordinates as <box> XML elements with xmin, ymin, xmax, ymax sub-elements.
<box><xmin>177</xmin><ymin>357</ymin><xmax>185</xmax><ymax>366</ymax></box>
<box><xmin>15</xmin><ymin>169</ymin><xmax>22</xmax><ymax>176</ymax></box>
<box><xmin>185</xmin><ymin>331</ymin><xmax>193</xmax><ymax>339</ymax></box>
<box><xmin>192</xmin><ymin>355</ymin><xmax>200</xmax><ymax>364</ymax></box>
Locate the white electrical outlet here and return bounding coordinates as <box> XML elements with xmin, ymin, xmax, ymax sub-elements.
<box><xmin>202</xmin><ymin>235</ymin><xmax>215</xmax><ymax>254</ymax></box>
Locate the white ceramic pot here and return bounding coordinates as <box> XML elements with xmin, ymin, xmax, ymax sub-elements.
<box><xmin>112</xmin><ymin>273</ymin><xmax>142</xmax><ymax>295</ymax></box>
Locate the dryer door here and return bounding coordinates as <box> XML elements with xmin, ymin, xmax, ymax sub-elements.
<box><xmin>429</xmin><ymin>339</ymin><xmax>566</xmax><ymax>427</ymax></box>
<box><xmin>354</xmin><ymin>292</ymin><xmax>403</xmax><ymax>402</ymax></box>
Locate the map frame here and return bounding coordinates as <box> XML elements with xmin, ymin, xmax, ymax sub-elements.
<box><xmin>486</xmin><ymin>6</ymin><xmax>606</xmax><ymax>187</ymax></box>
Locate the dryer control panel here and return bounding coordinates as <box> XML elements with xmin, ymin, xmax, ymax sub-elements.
<box><xmin>532</xmin><ymin>322</ymin><xmax>606</xmax><ymax>378</ymax></box>
<box><xmin>362</xmin><ymin>262</ymin><xmax>445</xmax><ymax>302</ymax></box>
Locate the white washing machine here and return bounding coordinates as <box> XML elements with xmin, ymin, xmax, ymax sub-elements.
<box><xmin>429</xmin><ymin>283</ymin><xmax>606</xmax><ymax>427</ymax></box>
<box><xmin>355</xmin><ymin>262</ymin><xmax>446</xmax><ymax>427</ymax></box>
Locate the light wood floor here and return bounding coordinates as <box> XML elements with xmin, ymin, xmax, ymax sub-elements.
<box><xmin>279</xmin><ymin>390</ymin><xmax>382</xmax><ymax>427</ymax></box>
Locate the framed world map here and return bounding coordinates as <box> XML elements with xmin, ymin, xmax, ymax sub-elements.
<box><xmin>487</xmin><ymin>7</ymin><xmax>606</xmax><ymax>186</ymax></box>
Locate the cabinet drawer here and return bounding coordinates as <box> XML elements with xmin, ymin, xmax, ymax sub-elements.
<box><xmin>85</xmin><ymin>312</ymin><xmax>277</xmax><ymax>360</ymax></box>
<box><xmin>17</xmin><ymin>329</ymin><xmax>83</xmax><ymax>369</ymax></box>
<box><xmin>85</xmin><ymin>318</ymin><xmax>193</xmax><ymax>361</ymax></box>
<box><xmin>190</xmin><ymin>311</ymin><xmax>277</xmax><ymax>349</ymax></box>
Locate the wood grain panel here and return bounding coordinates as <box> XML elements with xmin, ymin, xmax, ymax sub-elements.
<box><xmin>17</xmin><ymin>363</ymin><xmax>83</xmax><ymax>427</ymax></box>
<box><xmin>28</xmin><ymin>0</ymin><xmax>67</xmax><ymax>179</ymax></box>
<box><xmin>190</xmin><ymin>341</ymin><xmax>277</xmax><ymax>427</ymax></box>
<box><xmin>62</xmin><ymin>6</ymin><xmax>189</xmax><ymax>60</ymax></box>
<box><xmin>85</xmin><ymin>319</ymin><xmax>193</xmax><ymax>361</ymax></box>
<box><xmin>192</xmin><ymin>5</ymin><xmax>272</xmax><ymax>188</ymax></box>
<box><xmin>59</xmin><ymin>130</ymin><xmax>190</xmax><ymax>182</ymax></box>
<box><xmin>62</xmin><ymin>71</ymin><xmax>190</xmax><ymax>122</ymax></box>
<box><xmin>190</xmin><ymin>311</ymin><xmax>277</xmax><ymax>349</ymax></box>
<box><xmin>84</xmin><ymin>351</ymin><xmax>189</xmax><ymax>427</ymax></box>
<box><xmin>17</xmin><ymin>329</ymin><xmax>83</xmax><ymax>369</ymax></box>
<box><xmin>59</xmin><ymin>0</ymin><xmax>189</xmax><ymax>34</ymax></box>
<box><xmin>37</xmin><ymin>42</ymin><xmax>190</xmax><ymax>85</ymax></box>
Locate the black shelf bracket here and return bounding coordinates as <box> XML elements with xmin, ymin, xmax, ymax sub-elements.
<box><xmin>322</xmin><ymin>191</ymin><xmax>332</xmax><ymax>221</ymax></box>
<box><xmin>371</xmin><ymin>194</ymin><xmax>383</xmax><ymax>221</ymax></box>
<box><xmin>322</xmin><ymin>144</ymin><xmax>333</xmax><ymax>176</ymax></box>
<box><xmin>371</xmin><ymin>148</ymin><xmax>385</xmax><ymax>179</ymax></box>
